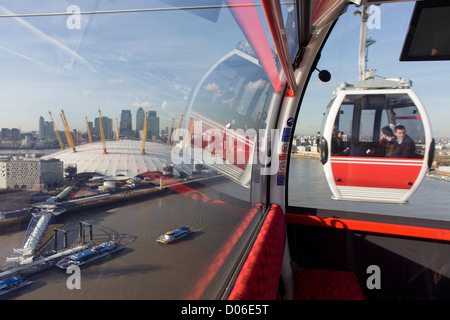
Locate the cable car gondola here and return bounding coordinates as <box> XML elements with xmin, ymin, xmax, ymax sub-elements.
<box><xmin>318</xmin><ymin>5</ymin><xmax>434</xmax><ymax>204</ymax></box>
<box><xmin>185</xmin><ymin>46</ymin><xmax>267</xmax><ymax>187</ymax></box>
<box><xmin>319</xmin><ymin>80</ymin><xmax>434</xmax><ymax>203</ymax></box>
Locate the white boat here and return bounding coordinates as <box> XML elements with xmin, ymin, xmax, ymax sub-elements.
<box><xmin>0</xmin><ymin>276</ymin><xmax>32</xmax><ymax>296</ymax></box>
<box><xmin>56</xmin><ymin>241</ymin><xmax>123</xmax><ymax>269</ymax></box>
<box><xmin>157</xmin><ymin>227</ymin><xmax>192</xmax><ymax>244</ymax></box>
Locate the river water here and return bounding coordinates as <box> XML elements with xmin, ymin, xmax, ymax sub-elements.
<box><xmin>0</xmin><ymin>180</ymin><xmax>253</xmax><ymax>300</ymax></box>
<box><xmin>0</xmin><ymin>157</ymin><xmax>449</xmax><ymax>299</ymax></box>
<box><xmin>288</xmin><ymin>157</ymin><xmax>450</xmax><ymax>222</ymax></box>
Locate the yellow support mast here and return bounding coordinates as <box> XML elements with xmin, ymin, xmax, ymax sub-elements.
<box><xmin>85</xmin><ymin>116</ymin><xmax>93</xmax><ymax>143</ymax></box>
<box><xmin>188</xmin><ymin>115</ymin><xmax>197</xmax><ymax>147</ymax></box>
<box><xmin>60</xmin><ymin>110</ymin><xmax>76</xmax><ymax>152</ymax></box>
<box><xmin>59</xmin><ymin>113</ymin><xmax>71</xmax><ymax>150</ymax></box>
<box><xmin>184</xmin><ymin>117</ymin><xmax>193</xmax><ymax>149</ymax></box>
<box><xmin>141</xmin><ymin>111</ymin><xmax>148</xmax><ymax>154</ymax></box>
<box><xmin>98</xmin><ymin>109</ymin><xmax>107</xmax><ymax>154</ymax></box>
<box><xmin>167</xmin><ymin>118</ymin><xmax>174</xmax><ymax>145</ymax></box>
<box><xmin>172</xmin><ymin>113</ymin><xmax>184</xmax><ymax>150</ymax></box>
<box><xmin>48</xmin><ymin>111</ymin><xmax>65</xmax><ymax>150</ymax></box>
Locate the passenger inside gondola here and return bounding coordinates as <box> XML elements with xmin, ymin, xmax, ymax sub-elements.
<box><xmin>390</xmin><ymin>125</ymin><xmax>417</xmax><ymax>158</ymax></box>
<box><xmin>331</xmin><ymin>126</ymin><xmax>349</xmax><ymax>156</ymax></box>
<box><xmin>368</xmin><ymin>126</ymin><xmax>395</xmax><ymax>157</ymax></box>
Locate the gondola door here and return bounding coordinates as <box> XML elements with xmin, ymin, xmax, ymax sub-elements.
<box><xmin>320</xmin><ymin>88</ymin><xmax>433</xmax><ymax>204</ymax></box>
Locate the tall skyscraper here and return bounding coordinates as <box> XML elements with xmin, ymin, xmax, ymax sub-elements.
<box><xmin>39</xmin><ymin>116</ymin><xmax>56</xmax><ymax>140</ymax></box>
<box><xmin>95</xmin><ymin>116</ymin><xmax>113</xmax><ymax>140</ymax></box>
<box><xmin>106</xmin><ymin>118</ymin><xmax>113</xmax><ymax>140</ymax></box>
<box><xmin>120</xmin><ymin>110</ymin><xmax>133</xmax><ymax>138</ymax></box>
<box><xmin>39</xmin><ymin>116</ymin><xmax>45</xmax><ymax>140</ymax></box>
<box><xmin>147</xmin><ymin>111</ymin><xmax>160</xmax><ymax>140</ymax></box>
<box><xmin>136</xmin><ymin>107</ymin><xmax>145</xmax><ymax>138</ymax></box>
<box><xmin>45</xmin><ymin>121</ymin><xmax>55</xmax><ymax>140</ymax></box>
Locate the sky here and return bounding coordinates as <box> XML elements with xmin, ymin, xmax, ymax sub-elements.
<box><xmin>0</xmin><ymin>1</ymin><xmax>449</xmax><ymax>138</ymax></box>
<box><xmin>0</xmin><ymin>0</ymin><xmax>247</xmax><ymax>133</ymax></box>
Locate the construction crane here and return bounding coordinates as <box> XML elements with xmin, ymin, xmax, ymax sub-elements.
<box><xmin>98</xmin><ymin>109</ymin><xmax>107</xmax><ymax>154</ymax></box>
<box><xmin>142</xmin><ymin>111</ymin><xmax>148</xmax><ymax>154</ymax></box>
<box><xmin>60</xmin><ymin>110</ymin><xmax>76</xmax><ymax>152</ymax></box>
<box><xmin>48</xmin><ymin>111</ymin><xmax>65</xmax><ymax>150</ymax></box>
<box><xmin>85</xmin><ymin>116</ymin><xmax>93</xmax><ymax>143</ymax></box>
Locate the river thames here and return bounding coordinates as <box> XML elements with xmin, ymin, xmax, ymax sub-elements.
<box><xmin>0</xmin><ymin>178</ymin><xmax>254</xmax><ymax>299</ymax></box>
<box><xmin>288</xmin><ymin>157</ymin><xmax>450</xmax><ymax>222</ymax></box>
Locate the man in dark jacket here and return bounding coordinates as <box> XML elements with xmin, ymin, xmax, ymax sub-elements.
<box><xmin>391</xmin><ymin>125</ymin><xmax>416</xmax><ymax>158</ymax></box>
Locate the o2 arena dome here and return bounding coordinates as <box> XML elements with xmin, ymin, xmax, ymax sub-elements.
<box><xmin>42</xmin><ymin>140</ymin><xmax>193</xmax><ymax>179</ymax></box>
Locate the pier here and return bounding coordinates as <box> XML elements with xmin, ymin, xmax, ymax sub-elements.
<box><xmin>0</xmin><ymin>244</ymin><xmax>88</xmax><ymax>280</ymax></box>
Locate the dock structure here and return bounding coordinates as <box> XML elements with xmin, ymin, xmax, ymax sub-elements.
<box><xmin>2</xmin><ymin>210</ymin><xmax>55</xmax><ymax>267</ymax></box>
<box><xmin>2</xmin><ymin>189</ymin><xmax>71</xmax><ymax>267</ymax></box>
<box><xmin>0</xmin><ymin>245</ymin><xmax>88</xmax><ymax>280</ymax></box>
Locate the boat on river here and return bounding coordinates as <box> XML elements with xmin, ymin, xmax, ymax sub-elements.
<box><xmin>56</xmin><ymin>241</ymin><xmax>123</xmax><ymax>269</ymax></box>
<box><xmin>0</xmin><ymin>276</ymin><xmax>32</xmax><ymax>296</ymax></box>
<box><xmin>157</xmin><ymin>227</ymin><xmax>192</xmax><ymax>244</ymax></box>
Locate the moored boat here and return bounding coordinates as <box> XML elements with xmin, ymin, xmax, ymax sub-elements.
<box><xmin>0</xmin><ymin>276</ymin><xmax>32</xmax><ymax>296</ymax></box>
<box><xmin>56</xmin><ymin>241</ymin><xmax>123</xmax><ymax>269</ymax></box>
<box><xmin>157</xmin><ymin>227</ymin><xmax>192</xmax><ymax>244</ymax></box>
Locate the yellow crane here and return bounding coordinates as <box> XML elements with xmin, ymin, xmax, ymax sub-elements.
<box><xmin>48</xmin><ymin>111</ymin><xmax>65</xmax><ymax>150</ymax></box>
<box><xmin>85</xmin><ymin>116</ymin><xmax>93</xmax><ymax>143</ymax></box>
<box><xmin>98</xmin><ymin>109</ymin><xmax>107</xmax><ymax>154</ymax></box>
<box><xmin>142</xmin><ymin>111</ymin><xmax>148</xmax><ymax>154</ymax></box>
<box><xmin>60</xmin><ymin>109</ymin><xmax>76</xmax><ymax>152</ymax></box>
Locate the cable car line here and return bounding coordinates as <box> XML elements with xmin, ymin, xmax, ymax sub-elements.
<box><xmin>0</xmin><ymin>3</ymin><xmax>273</xmax><ymax>19</ymax></box>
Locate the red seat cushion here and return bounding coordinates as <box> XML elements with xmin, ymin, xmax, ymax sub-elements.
<box><xmin>294</xmin><ymin>269</ymin><xmax>365</xmax><ymax>300</ymax></box>
<box><xmin>228</xmin><ymin>204</ymin><xmax>286</xmax><ymax>300</ymax></box>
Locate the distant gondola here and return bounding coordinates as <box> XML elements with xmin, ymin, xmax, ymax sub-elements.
<box><xmin>319</xmin><ymin>84</ymin><xmax>433</xmax><ymax>203</ymax></box>
<box><xmin>317</xmin><ymin>5</ymin><xmax>434</xmax><ymax>204</ymax></box>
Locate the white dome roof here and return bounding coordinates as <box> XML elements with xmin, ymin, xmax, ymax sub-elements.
<box><xmin>42</xmin><ymin>140</ymin><xmax>192</xmax><ymax>178</ymax></box>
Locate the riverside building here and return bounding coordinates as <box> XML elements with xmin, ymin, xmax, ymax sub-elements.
<box><xmin>0</xmin><ymin>158</ymin><xmax>64</xmax><ymax>190</ymax></box>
